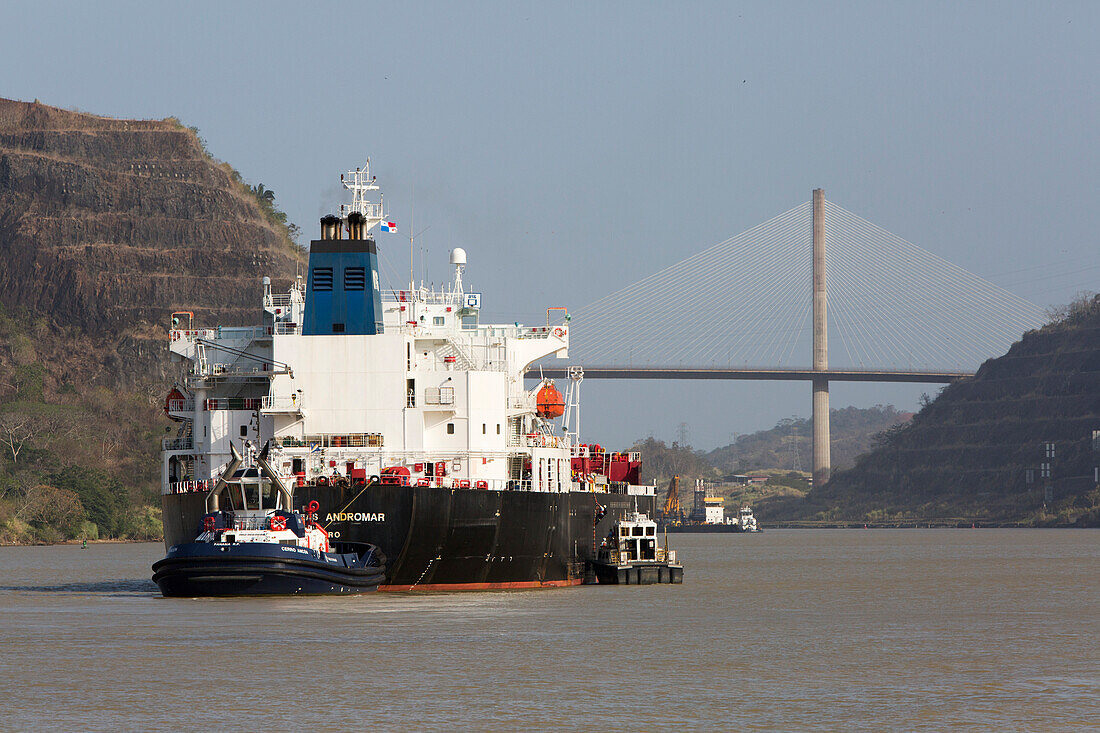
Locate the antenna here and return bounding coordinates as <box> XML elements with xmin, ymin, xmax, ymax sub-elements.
<box><xmin>340</xmin><ymin>159</ymin><xmax>384</xmax><ymax>232</ymax></box>
<box><xmin>409</xmin><ymin>186</ymin><xmax>414</xmax><ymax>292</ymax></box>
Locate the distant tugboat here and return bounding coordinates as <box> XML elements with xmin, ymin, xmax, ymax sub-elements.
<box><xmin>152</xmin><ymin>442</ymin><xmax>385</xmax><ymax>596</ymax></box>
<box><xmin>736</xmin><ymin>506</ymin><xmax>759</xmax><ymax>532</ymax></box>
<box><xmin>589</xmin><ymin>508</ymin><xmax>683</xmax><ymax>584</ymax></box>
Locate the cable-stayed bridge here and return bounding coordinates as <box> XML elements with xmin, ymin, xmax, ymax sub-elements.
<box><xmin>539</xmin><ymin>190</ymin><xmax>1046</xmax><ymax>484</ymax></box>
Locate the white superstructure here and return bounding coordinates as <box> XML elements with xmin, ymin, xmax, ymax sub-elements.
<box><xmin>161</xmin><ymin>165</ymin><xmax>653</xmax><ymax>501</ymax></box>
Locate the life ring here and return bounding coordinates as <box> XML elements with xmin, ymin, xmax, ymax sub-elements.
<box><xmin>270</xmin><ymin>515</ymin><xmax>287</xmax><ymax>531</ymax></box>
<box><xmin>317</xmin><ymin>476</ymin><xmax>328</xmax><ymax>486</ymax></box>
<box><xmin>553</xmin><ymin>327</ymin><xmax>566</xmax><ymax>337</ymax></box>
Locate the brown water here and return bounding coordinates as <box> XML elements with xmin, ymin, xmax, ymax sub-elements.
<box><xmin>1</xmin><ymin>530</ymin><xmax>1097</xmax><ymax>732</ymax></box>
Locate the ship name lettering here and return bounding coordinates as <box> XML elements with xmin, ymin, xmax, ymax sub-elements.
<box><xmin>325</xmin><ymin>512</ymin><xmax>386</xmax><ymax>523</ymax></box>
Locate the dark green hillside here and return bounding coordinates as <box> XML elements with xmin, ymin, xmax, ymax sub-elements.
<box><xmin>793</xmin><ymin>294</ymin><xmax>1100</xmax><ymax>526</ymax></box>
<box><xmin>706</xmin><ymin>405</ymin><xmax>912</xmax><ymax>474</ymax></box>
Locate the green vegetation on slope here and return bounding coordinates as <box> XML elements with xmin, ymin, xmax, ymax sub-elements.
<box><xmin>0</xmin><ymin>304</ymin><xmax>164</xmax><ymax>543</ymax></box>
<box><xmin>706</xmin><ymin>405</ymin><xmax>912</xmax><ymax>474</ymax></box>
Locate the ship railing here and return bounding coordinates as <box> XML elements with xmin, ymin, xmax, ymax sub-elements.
<box><xmin>211</xmin><ymin>326</ymin><xmax>269</xmax><ymax>340</ymax></box>
<box><xmin>515</xmin><ymin>326</ymin><xmax>555</xmax><ymax>339</ymax></box>
<box><xmin>273</xmin><ymin>321</ymin><xmax>300</xmax><ymax>335</ymax></box>
<box><xmin>166</xmin><ymin>398</ymin><xmax>195</xmax><ymax>412</ymax></box>
<box><xmin>523</xmin><ymin>433</ymin><xmax>567</xmax><ymax>448</ymax></box>
<box><xmin>266</xmin><ymin>293</ymin><xmax>293</xmax><ymax>309</ymax></box>
<box><xmin>170</xmin><ymin>328</ymin><xmax>217</xmax><ymax>343</ymax></box>
<box><xmin>397</xmin><ymin>477</ymin><xmax>535</xmax><ymax>492</ymax></box>
<box><xmin>382</xmin><ymin>290</ymin><xmax>463</xmax><ymax>306</ymax></box>
<box><xmin>206</xmin><ymin>398</ymin><xmax>264</xmax><ymax>411</ymax></box>
<box><xmin>167</xmin><ymin>479</ymin><xmax>213</xmax><ymax>494</ymax></box>
<box><xmin>204</xmin><ymin>362</ymin><xmax>283</xmax><ymax>378</ymax></box>
<box><xmin>162</xmin><ymin>436</ymin><xmax>194</xmax><ymax>451</ymax></box>
<box><xmin>262</xmin><ymin>394</ymin><xmax>305</xmax><ymax>413</ymax></box>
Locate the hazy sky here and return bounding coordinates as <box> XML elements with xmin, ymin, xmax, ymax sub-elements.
<box><xmin>3</xmin><ymin>2</ymin><xmax>1097</xmax><ymax>449</ymax></box>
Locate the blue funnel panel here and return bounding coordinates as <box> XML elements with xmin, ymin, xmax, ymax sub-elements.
<box><xmin>302</xmin><ymin>238</ymin><xmax>384</xmax><ymax>335</ymax></box>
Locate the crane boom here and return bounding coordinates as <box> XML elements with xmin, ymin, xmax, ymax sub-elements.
<box><xmin>661</xmin><ymin>475</ymin><xmax>682</xmax><ymax>523</ymax></box>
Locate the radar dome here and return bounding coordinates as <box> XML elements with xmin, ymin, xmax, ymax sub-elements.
<box><xmin>450</xmin><ymin>248</ymin><xmax>467</xmax><ymax>266</ymax></box>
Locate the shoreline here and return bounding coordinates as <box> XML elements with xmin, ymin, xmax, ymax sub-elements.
<box><xmin>1</xmin><ymin>538</ymin><xmax>160</xmax><ymax>548</ymax></box>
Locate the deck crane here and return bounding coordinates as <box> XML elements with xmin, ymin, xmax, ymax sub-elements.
<box><xmin>660</xmin><ymin>475</ymin><xmax>683</xmax><ymax>525</ymax></box>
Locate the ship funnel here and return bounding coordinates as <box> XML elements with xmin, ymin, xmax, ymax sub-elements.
<box><xmin>320</xmin><ymin>214</ymin><xmax>341</xmax><ymax>241</ymax></box>
<box><xmin>347</xmin><ymin>211</ymin><xmax>366</xmax><ymax>241</ymax></box>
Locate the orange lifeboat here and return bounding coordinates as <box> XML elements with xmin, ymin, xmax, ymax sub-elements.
<box><xmin>536</xmin><ymin>382</ymin><xmax>566</xmax><ymax>418</ymax></box>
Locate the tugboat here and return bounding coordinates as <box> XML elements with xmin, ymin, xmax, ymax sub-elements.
<box><xmin>152</xmin><ymin>442</ymin><xmax>386</xmax><ymax>596</ymax></box>
<box><xmin>589</xmin><ymin>508</ymin><xmax>683</xmax><ymax>585</ymax></box>
<box><xmin>737</xmin><ymin>505</ymin><xmax>760</xmax><ymax>532</ymax></box>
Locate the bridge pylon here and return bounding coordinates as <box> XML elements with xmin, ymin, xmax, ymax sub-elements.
<box><xmin>812</xmin><ymin>188</ymin><xmax>831</xmax><ymax>486</ymax></box>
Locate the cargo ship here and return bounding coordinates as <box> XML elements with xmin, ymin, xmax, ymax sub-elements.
<box><xmin>158</xmin><ymin>162</ymin><xmax>660</xmax><ymax>590</ymax></box>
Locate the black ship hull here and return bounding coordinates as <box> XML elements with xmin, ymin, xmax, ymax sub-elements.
<box><xmin>151</xmin><ymin>542</ymin><xmax>385</xmax><ymax>596</ymax></box>
<box><xmin>163</xmin><ymin>486</ymin><xmax>656</xmax><ymax>590</ymax></box>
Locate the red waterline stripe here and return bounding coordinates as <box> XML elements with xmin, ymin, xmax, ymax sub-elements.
<box><xmin>379</xmin><ymin>578</ymin><xmax>583</xmax><ymax>592</ymax></box>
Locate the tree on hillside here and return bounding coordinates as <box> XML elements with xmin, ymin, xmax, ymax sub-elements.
<box><xmin>15</xmin><ymin>484</ymin><xmax>85</xmax><ymax>534</ymax></box>
<box><xmin>0</xmin><ymin>406</ymin><xmax>68</xmax><ymax>464</ymax></box>
<box><xmin>631</xmin><ymin>437</ymin><xmax>717</xmax><ymax>486</ymax></box>
<box><xmin>250</xmin><ymin>183</ymin><xmax>275</xmax><ymax>203</ymax></box>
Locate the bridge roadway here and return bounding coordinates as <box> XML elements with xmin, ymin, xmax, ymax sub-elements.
<box><xmin>533</xmin><ymin>366</ymin><xmax>972</xmax><ymax>383</ymax></box>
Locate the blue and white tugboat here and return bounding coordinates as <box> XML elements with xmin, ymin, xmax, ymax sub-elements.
<box><xmin>152</xmin><ymin>442</ymin><xmax>386</xmax><ymax>596</ymax></box>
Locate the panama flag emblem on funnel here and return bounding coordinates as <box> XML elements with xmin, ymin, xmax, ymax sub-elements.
<box><xmin>380</xmin><ymin>221</ymin><xmax>397</xmax><ymax>233</ymax></box>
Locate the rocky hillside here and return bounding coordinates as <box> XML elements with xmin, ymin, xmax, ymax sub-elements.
<box><xmin>0</xmin><ymin>98</ymin><xmax>299</xmax><ymax>390</ymax></box>
<box><xmin>0</xmin><ymin>98</ymin><xmax>301</xmax><ymax>543</ymax></box>
<box><xmin>793</xmin><ymin>294</ymin><xmax>1100</xmax><ymax>526</ymax></box>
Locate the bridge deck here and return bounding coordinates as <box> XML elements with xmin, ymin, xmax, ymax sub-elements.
<box><xmin>533</xmin><ymin>366</ymin><xmax>972</xmax><ymax>383</ymax></box>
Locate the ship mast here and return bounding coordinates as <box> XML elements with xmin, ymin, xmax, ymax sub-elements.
<box><xmin>339</xmin><ymin>159</ymin><xmax>384</xmax><ymax>232</ymax></box>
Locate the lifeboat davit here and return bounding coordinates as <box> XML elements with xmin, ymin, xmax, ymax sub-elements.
<box><xmin>536</xmin><ymin>382</ymin><xmax>566</xmax><ymax>418</ymax></box>
<box><xmin>164</xmin><ymin>388</ymin><xmax>186</xmax><ymax>419</ymax></box>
